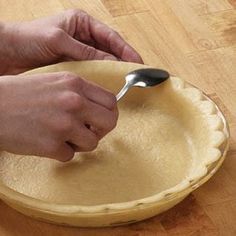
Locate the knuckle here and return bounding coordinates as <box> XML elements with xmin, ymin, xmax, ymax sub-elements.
<box><xmin>58</xmin><ymin>116</ymin><xmax>73</xmax><ymax>133</ymax></box>
<box><xmin>68</xmin><ymin>93</ymin><xmax>84</xmax><ymax>111</ymax></box>
<box><xmin>107</xmin><ymin>114</ymin><xmax>118</xmax><ymax>131</ymax></box>
<box><xmin>61</xmin><ymin>72</ymin><xmax>83</xmax><ymax>90</ymax></box>
<box><xmin>107</xmin><ymin>30</ymin><xmax>120</xmax><ymax>41</ymax></box>
<box><xmin>66</xmin><ymin>77</ymin><xmax>79</xmax><ymax>89</ymax></box>
<box><xmin>81</xmin><ymin>45</ymin><xmax>96</xmax><ymax>59</ymax></box>
<box><xmin>112</xmin><ymin>30</ymin><xmax>120</xmax><ymax>37</ymax></box>
<box><xmin>80</xmin><ymin>133</ymin><xmax>98</xmax><ymax>152</ymax></box>
<box><xmin>60</xmin><ymin>151</ymin><xmax>74</xmax><ymax>162</ymax></box>
<box><xmin>100</xmin><ymin>112</ymin><xmax>118</xmax><ymax>136</ymax></box>
<box><xmin>86</xmin><ymin>137</ymin><xmax>99</xmax><ymax>151</ymax></box>
<box><xmin>77</xmin><ymin>9</ymin><xmax>88</xmax><ymax>15</ymax></box>
<box><xmin>60</xmin><ymin>71</ymin><xmax>77</xmax><ymax>80</ymax></box>
<box><xmin>105</xmin><ymin>92</ymin><xmax>117</xmax><ymax>110</ymax></box>
<box><xmin>45</xmin><ymin>141</ymin><xmax>74</xmax><ymax>162</ymax></box>
<box><xmin>65</xmin><ymin>8</ymin><xmax>87</xmax><ymax>17</ymax></box>
<box><xmin>109</xmin><ymin>93</ymin><xmax>117</xmax><ymax>109</ymax></box>
<box><xmin>114</xmin><ymin>30</ymin><xmax>120</xmax><ymax>36</ymax></box>
<box><xmin>59</xmin><ymin>92</ymin><xmax>84</xmax><ymax>111</ymax></box>
<box><xmin>46</xmin><ymin>28</ymin><xmax>65</xmax><ymax>43</ymax></box>
<box><xmin>64</xmin><ymin>9</ymin><xmax>80</xmax><ymax>17</ymax></box>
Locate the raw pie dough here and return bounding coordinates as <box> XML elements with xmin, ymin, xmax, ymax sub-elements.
<box><xmin>0</xmin><ymin>61</ymin><xmax>225</xmax><ymax>206</ymax></box>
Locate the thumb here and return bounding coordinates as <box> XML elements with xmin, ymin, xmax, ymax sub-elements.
<box><xmin>59</xmin><ymin>33</ymin><xmax>118</xmax><ymax>61</ymax></box>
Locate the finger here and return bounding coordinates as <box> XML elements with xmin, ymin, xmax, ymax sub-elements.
<box><xmin>81</xmin><ymin>99</ymin><xmax>118</xmax><ymax>138</ymax></box>
<box><xmin>90</xmin><ymin>26</ymin><xmax>143</xmax><ymax>64</ymax></box>
<box><xmin>68</xmin><ymin>124</ymin><xmax>99</xmax><ymax>152</ymax></box>
<box><xmin>57</xmin><ymin>31</ymin><xmax>118</xmax><ymax>61</ymax></box>
<box><xmin>32</xmin><ymin>71</ymin><xmax>117</xmax><ymax>111</ymax></box>
<box><xmin>73</xmin><ymin>11</ymin><xmax>144</xmax><ymax>64</ymax></box>
<box><xmin>81</xmin><ymin>80</ymin><xmax>117</xmax><ymax>110</ymax></box>
<box><xmin>43</xmin><ymin>141</ymin><xmax>75</xmax><ymax>162</ymax></box>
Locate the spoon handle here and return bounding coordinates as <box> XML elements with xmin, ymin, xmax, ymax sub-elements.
<box><xmin>116</xmin><ymin>81</ymin><xmax>131</xmax><ymax>101</ymax></box>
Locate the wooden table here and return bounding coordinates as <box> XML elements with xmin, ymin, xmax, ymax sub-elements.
<box><xmin>0</xmin><ymin>0</ymin><xmax>235</xmax><ymax>235</ymax></box>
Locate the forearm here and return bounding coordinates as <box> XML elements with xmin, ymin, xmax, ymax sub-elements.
<box><xmin>0</xmin><ymin>22</ymin><xmax>9</xmax><ymax>75</ymax></box>
<box><xmin>0</xmin><ymin>22</ymin><xmax>20</xmax><ymax>75</ymax></box>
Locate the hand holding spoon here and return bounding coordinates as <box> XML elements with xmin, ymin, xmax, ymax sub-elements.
<box><xmin>116</xmin><ymin>68</ymin><xmax>170</xmax><ymax>101</ymax></box>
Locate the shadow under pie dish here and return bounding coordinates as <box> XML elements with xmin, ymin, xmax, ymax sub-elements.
<box><xmin>0</xmin><ymin>61</ymin><xmax>229</xmax><ymax>227</ymax></box>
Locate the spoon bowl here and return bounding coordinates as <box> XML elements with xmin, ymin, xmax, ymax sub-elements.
<box><xmin>116</xmin><ymin>68</ymin><xmax>170</xmax><ymax>101</ymax></box>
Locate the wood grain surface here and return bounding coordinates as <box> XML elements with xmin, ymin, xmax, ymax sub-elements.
<box><xmin>0</xmin><ymin>0</ymin><xmax>235</xmax><ymax>235</ymax></box>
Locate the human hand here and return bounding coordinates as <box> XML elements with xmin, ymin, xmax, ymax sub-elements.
<box><xmin>0</xmin><ymin>72</ymin><xmax>118</xmax><ymax>161</ymax></box>
<box><xmin>0</xmin><ymin>9</ymin><xmax>143</xmax><ymax>75</ymax></box>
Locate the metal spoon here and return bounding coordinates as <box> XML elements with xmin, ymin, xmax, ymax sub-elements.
<box><xmin>116</xmin><ymin>68</ymin><xmax>170</xmax><ymax>101</ymax></box>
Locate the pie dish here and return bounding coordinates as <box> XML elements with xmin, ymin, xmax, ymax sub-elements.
<box><xmin>0</xmin><ymin>61</ymin><xmax>229</xmax><ymax>227</ymax></box>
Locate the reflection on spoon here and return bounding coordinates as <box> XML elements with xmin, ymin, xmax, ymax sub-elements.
<box><xmin>116</xmin><ymin>68</ymin><xmax>170</xmax><ymax>101</ymax></box>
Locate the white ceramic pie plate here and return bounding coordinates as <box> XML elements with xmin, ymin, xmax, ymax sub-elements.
<box><xmin>0</xmin><ymin>61</ymin><xmax>229</xmax><ymax>227</ymax></box>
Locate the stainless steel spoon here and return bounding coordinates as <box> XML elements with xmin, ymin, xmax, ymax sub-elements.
<box><xmin>116</xmin><ymin>68</ymin><xmax>170</xmax><ymax>101</ymax></box>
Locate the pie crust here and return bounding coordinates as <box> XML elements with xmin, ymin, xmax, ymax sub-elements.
<box><xmin>0</xmin><ymin>61</ymin><xmax>229</xmax><ymax>227</ymax></box>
